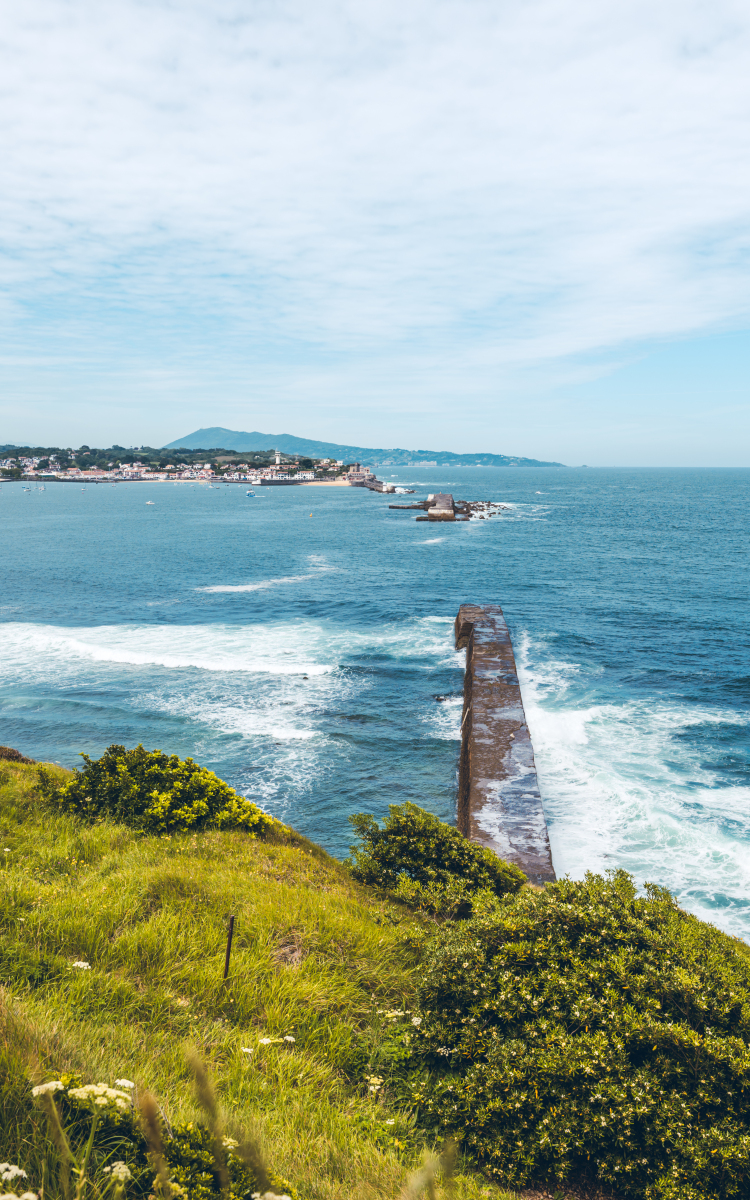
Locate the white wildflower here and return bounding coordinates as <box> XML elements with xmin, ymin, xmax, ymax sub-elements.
<box><xmin>0</xmin><ymin>1166</ymin><xmax>28</xmax><ymax>1182</ymax></box>
<box><xmin>71</xmin><ymin>962</ymin><xmax>91</xmax><ymax>970</ymax></box>
<box><xmin>103</xmin><ymin>1162</ymin><xmax>132</xmax><ymax>1182</ymax></box>
<box><xmin>20</xmin><ymin>1193</ymin><xmax>39</xmax><ymax>1200</ymax></box>
<box><xmin>221</xmin><ymin>1138</ymin><xmax>239</xmax><ymax>1151</ymax></box>
<box><xmin>31</xmin><ymin>1081</ymin><xmax>64</xmax><ymax>1097</ymax></box>
<box><xmin>241</xmin><ymin>1047</ymin><xmax>253</xmax><ymax>1056</ymax></box>
<box><xmin>68</xmin><ymin>1084</ymin><xmax>131</xmax><ymax>1111</ymax></box>
<box><xmin>411</xmin><ymin>1017</ymin><xmax>422</xmax><ymax>1027</ymax></box>
<box><xmin>114</xmin><ymin>1079</ymin><xmax>134</xmax><ymax>1089</ymax></box>
<box><xmin>385</xmin><ymin>1119</ymin><xmax>395</xmax><ymax>1126</ymax></box>
<box><xmin>283</xmin><ymin>1036</ymin><xmax>295</xmax><ymax>1043</ymax></box>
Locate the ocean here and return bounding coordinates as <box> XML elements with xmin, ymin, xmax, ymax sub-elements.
<box><xmin>2</xmin><ymin>468</ymin><xmax>749</xmax><ymax>939</ymax></box>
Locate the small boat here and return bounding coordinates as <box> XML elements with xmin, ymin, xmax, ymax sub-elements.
<box><xmin>146</xmin><ymin>500</ymin><xmax>155</xmax><ymax>505</ymax></box>
<box><xmin>246</xmin><ymin>490</ymin><xmax>255</xmax><ymax>497</ymax></box>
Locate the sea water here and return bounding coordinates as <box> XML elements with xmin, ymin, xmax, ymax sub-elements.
<box><xmin>1</xmin><ymin>469</ymin><xmax>748</xmax><ymax>939</ymax></box>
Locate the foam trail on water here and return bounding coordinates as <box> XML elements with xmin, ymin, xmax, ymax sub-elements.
<box><xmin>199</xmin><ymin>573</ymin><xmax>319</xmax><ymax>593</ymax></box>
<box><xmin>516</xmin><ymin>632</ymin><xmax>750</xmax><ymax>939</ymax></box>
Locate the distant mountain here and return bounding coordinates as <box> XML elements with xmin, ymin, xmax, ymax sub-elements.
<box><xmin>163</xmin><ymin>427</ymin><xmax>564</xmax><ymax>467</ymax></box>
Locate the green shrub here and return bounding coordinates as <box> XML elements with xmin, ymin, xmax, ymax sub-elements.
<box><xmin>348</xmin><ymin>803</ymin><xmax>526</xmax><ymax>915</ymax></box>
<box><xmin>410</xmin><ymin>870</ymin><xmax>750</xmax><ymax>1200</ymax></box>
<box><xmin>29</xmin><ymin>1073</ymin><xmax>298</xmax><ymax>1200</ymax></box>
<box><xmin>36</xmin><ymin>744</ymin><xmax>279</xmax><ymax>837</ymax></box>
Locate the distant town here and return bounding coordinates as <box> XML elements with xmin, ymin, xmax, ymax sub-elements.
<box><xmin>0</xmin><ymin>444</ymin><xmax>383</xmax><ymax>486</ymax></box>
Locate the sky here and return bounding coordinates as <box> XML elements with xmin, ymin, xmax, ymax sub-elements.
<box><xmin>1</xmin><ymin>0</ymin><xmax>750</xmax><ymax>465</ymax></box>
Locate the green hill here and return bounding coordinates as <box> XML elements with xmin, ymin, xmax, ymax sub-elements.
<box><xmin>0</xmin><ymin>759</ymin><xmax>505</xmax><ymax>1200</ymax></box>
<box><xmin>162</xmin><ymin>427</ymin><xmax>564</xmax><ymax>468</ymax></box>
<box><xmin>2</xmin><ymin>755</ymin><xmax>750</xmax><ymax>1200</ymax></box>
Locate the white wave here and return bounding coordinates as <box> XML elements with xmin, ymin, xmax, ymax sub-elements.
<box><xmin>421</xmin><ymin>694</ymin><xmax>463</xmax><ymax>740</ymax></box>
<box><xmin>2</xmin><ymin>616</ymin><xmax>464</xmax><ymax>681</ymax></box>
<box><xmin>516</xmin><ymin>632</ymin><xmax>750</xmax><ymax>940</ymax></box>
<box><xmin>0</xmin><ymin>622</ymin><xmax>333</xmax><ymax>676</ymax></box>
<box><xmin>199</xmin><ymin>573</ymin><xmax>318</xmax><ymax>593</ymax></box>
<box><xmin>420</xmin><ymin>537</ymin><xmax>445</xmax><ymax>544</ymax></box>
<box><xmin>141</xmin><ymin>690</ymin><xmax>320</xmax><ymax>741</ymax></box>
<box><xmin>2</xmin><ymin>615</ymin><xmax>465</xmax><ymax>817</ymax></box>
<box><xmin>199</xmin><ymin>562</ymin><xmax>335</xmax><ymax>593</ymax></box>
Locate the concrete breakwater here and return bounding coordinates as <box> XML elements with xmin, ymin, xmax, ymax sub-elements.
<box><xmin>455</xmin><ymin>604</ymin><xmax>556</xmax><ymax>884</ymax></box>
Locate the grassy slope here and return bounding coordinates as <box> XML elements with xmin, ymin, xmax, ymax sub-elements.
<box><xmin>0</xmin><ymin>761</ymin><xmax>510</xmax><ymax>1200</ymax></box>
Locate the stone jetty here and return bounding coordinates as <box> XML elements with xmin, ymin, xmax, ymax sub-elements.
<box><xmin>455</xmin><ymin>603</ymin><xmax>555</xmax><ymax>884</ymax></box>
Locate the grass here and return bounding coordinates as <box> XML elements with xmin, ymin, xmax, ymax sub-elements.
<box><xmin>0</xmin><ymin>760</ymin><xmax>516</xmax><ymax>1200</ymax></box>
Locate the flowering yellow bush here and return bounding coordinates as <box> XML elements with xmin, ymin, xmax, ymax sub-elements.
<box><xmin>410</xmin><ymin>871</ymin><xmax>750</xmax><ymax>1199</ymax></box>
<box><xmin>37</xmin><ymin>745</ymin><xmax>280</xmax><ymax>837</ymax></box>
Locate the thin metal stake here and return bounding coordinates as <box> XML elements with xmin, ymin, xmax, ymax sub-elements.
<box><xmin>223</xmin><ymin>915</ymin><xmax>235</xmax><ymax>980</ymax></box>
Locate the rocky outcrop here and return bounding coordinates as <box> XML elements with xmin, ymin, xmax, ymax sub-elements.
<box><xmin>0</xmin><ymin>746</ymin><xmax>35</xmax><ymax>764</ymax></box>
<box><xmin>455</xmin><ymin>604</ymin><xmax>555</xmax><ymax>884</ymax></box>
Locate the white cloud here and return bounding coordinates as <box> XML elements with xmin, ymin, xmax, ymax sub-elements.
<box><xmin>1</xmin><ymin>0</ymin><xmax>750</xmax><ymax>455</ymax></box>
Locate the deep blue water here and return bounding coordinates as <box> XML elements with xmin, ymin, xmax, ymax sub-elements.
<box><xmin>2</xmin><ymin>468</ymin><xmax>749</xmax><ymax>938</ymax></box>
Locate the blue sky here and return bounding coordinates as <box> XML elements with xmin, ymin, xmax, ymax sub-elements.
<box><xmin>2</xmin><ymin>0</ymin><xmax>750</xmax><ymax>464</ymax></box>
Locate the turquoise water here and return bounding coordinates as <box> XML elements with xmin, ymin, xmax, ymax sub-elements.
<box><xmin>2</xmin><ymin>468</ymin><xmax>749</xmax><ymax>938</ymax></box>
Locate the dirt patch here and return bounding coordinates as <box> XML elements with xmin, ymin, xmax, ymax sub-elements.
<box><xmin>520</xmin><ymin>1182</ymin><xmax>622</xmax><ymax>1200</ymax></box>
<box><xmin>272</xmin><ymin>930</ymin><xmax>307</xmax><ymax>968</ymax></box>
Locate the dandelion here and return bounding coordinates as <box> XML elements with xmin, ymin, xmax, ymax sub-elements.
<box><xmin>0</xmin><ymin>1166</ymin><xmax>28</xmax><ymax>1183</ymax></box>
<box><xmin>103</xmin><ymin>1163</ymin><xmax>132</xmax><ymax>1182</ymax></box>
<box><xmin>31</xmin><ymin>1081</ymin><xmax>64</xmax><ymax>1097</ymax></box>
<box><xmin>71</xmin><ymin>961</ymin><xmax>91</xmax><ymax>970</ymax></box>
<box><xmin>114</xmin><ymin>1079</ymin><xmax>135</xmax><ymax>1089</ymax></box>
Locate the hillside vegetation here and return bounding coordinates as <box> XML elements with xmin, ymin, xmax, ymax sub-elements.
<box><xmin>0</xmin><ymin>759</ymin><xmax>504</xmax><ymax>1200</ymax></box>
<box><xmin>2</xmin><ymin>755</ymin><xmax>750</xmax><ymax>1200</ymax></box>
